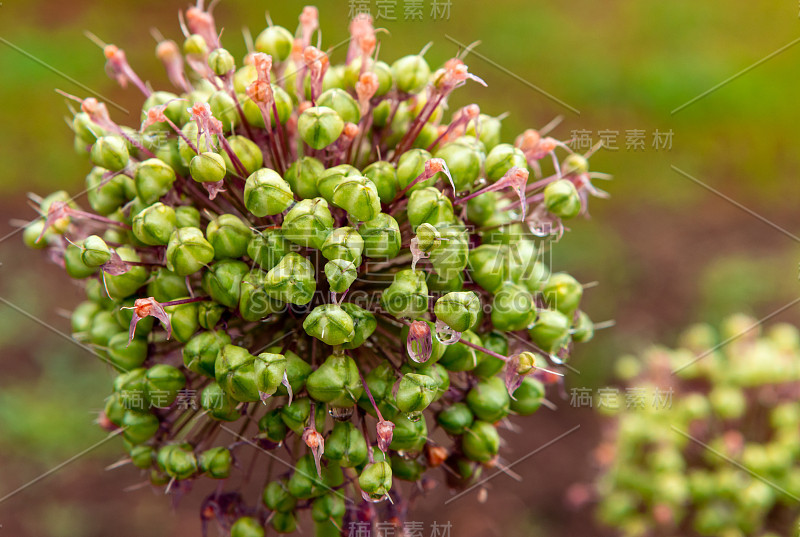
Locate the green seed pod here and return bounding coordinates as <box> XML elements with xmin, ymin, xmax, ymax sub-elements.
<box><xmin>391</xmin><ymin>413</ymin><xmax>428</xmax><ymax>452</ymax></box>
<box><xmin>114</xmin><ymin>368</ymin><xmax>147</xmax><ymax>408</ymax></box>
<box><xmin>271</xmin><ymin>511</ymin><xmax>297</xmax><ymax>534</ymax></box>
<box><xmin>544</xmin><ymin>179</ymin><xmax>581</xmax><ymax>219</ymax></box>
<box><xmin>79</xmin><ymin>235</ymin><xmax>111</xmax><ymax>267</ymax></box>
<box><xmin>396</xmin><ymin>149</ymin><xmax>434</xmax><ymax>192</ymax></box>
<box><xmin>298</xmin><ymin>106</ymin><xmax>344</xmax><ymax>150</ymax></box>
<box><xmin>438</xmin><ymin>330</ymin><xmax>482</xmax><ymax>372</ymax></box>
<box><xmin>128</xmin><ymin>444</ymin><xmax>154</xmax><ymax>469</ymax></box>
<box><xmin>166</xmin><ymin>227</ymin><xmax>215</xmax><ymax>276</ymax></box>
<box><xmin>396</xmin><ymin>373</ymin><xmax>438</xmax><ymax>414</ymax></box>
<box><xmin>316</xmin><ymin>164</ymin><xmax>360</xmax><ymax>203</ymax></box>
<box><xmin>466</xmin><ymin>191</ymin><xmax>500</xmax><ymax>227</ymax></box>
<box><xmin>435</xmin><ymin>141</ymin><xmax>482</xmax><ymax>192</ymax></box>
<box><xmin>254</xmin><ymin>25</ymin><xmax>293</xmax><ymax>60</ymax></box>
<box><xmin>381</xmin><ymin>269</ymin><xmax>429</xmax><ymax>319</ymax></box>
<box><xmin>263</xmin><ymin>252</ymin><xmax>316</xmax><ymax>305</ymax></box>
<box><xmin>709</xmin><ymin>385</ymin><xmax>746</xmax><ymax>419</ymax></box>
<box><xmin>281</xmin><ymin>198</ymin><xmax>334</xmax><ymax>250</ymax></box>
<box><xmin>325</xmin><ymin>421</ymin><xmax>368</xmax><ymax>467</ymax></box>
<box><xmin>198</xmin><ymin>446</ymin><xmax>232</xmax><ymax>478</ymax></box>
<box><xmin>391</xmin><ymin>454</ymin><xmax>425</xmax><ymax>482</ymax></box>
<box><xmin>244</xmin><ymin>168</ymin><xmax>295</xmax><ymax>217</ymax></box>
<box><xmin>281</xmin><ymin>398</ymin><xmax>326</xmax><ymax>435</ymax></box>
<box><xmin>491</xmin><ymin>281</ymin><xmax>536</xmax><ymax>331</ymax></box>
<box><xmin>134</xmin><ymin>158</ymin><xmax>175</xmax><ymax>205</ymax></box>
<box><xmin>248</xmin><ymin>229</ymin><xmax>295</xmax><ymax>270</ymax></box>
<box><xmin>231</xmin><ymin>516</ymin><xmax>264</xmax><ymax>537</ymax></box>
<box><xmin>473</xmin><ymin>332</ymin><xmax>508</xmax><ymax>379</ymax></box>
<box><xmin>145</xmin><ymin>268</ymin><xmax>186</xmax><ymax>302</ymax></box>
<box><xmin>340</xmin><ymin>303</ymin><xmax>377</xmax><ymax>350</ymax></box>
<box><xmin>190</xmin><ymin>151</ymin><xmax>226</xmax><ymax>184</ymax></box>
<box><xmin>435</xmin><ymin>291</ymin><xmax>481</xmax><ymax>332</ymax></box>
<box><xmin>324</xmin><ymin>259</ymin><xmax>358</xmax><ymax>293</ymax></box>
<box><xmin>466</xmin><ymin>376</ymin><xmax>511</xmax><ymax>423</ymax></box>
<box><xmin>263</xmin><ymin>479</ymin><xmax>297</xmax><ymax>512</ymax></box>
<box><xmin>206</xmin><ymin>214</ymin><xmax>251</xmax><ymax>259</ymax></box>
<box><xmin>64</xmin><ymin>244</ymin><xmax>96</xmax><ymax>279</ymax></box>
<box><xmin>183</xmin><ymin>33</ymin><xmax>208</xmax><ymax>56</ymax></box>
<box><xmin>468</xmin><ymin>244</ymin><xmax>515</xmax><ymax>294</ymax></box>
<box><xmin>222</xmin><ymin>135</ymin><xmax>263</xmax><ymax>176</ymax></box>
<box><xmin>485</xmin><ymin>143</ymin><xmax>526</xmax><ymax>181</ymax></box>
<box><xmin>414</xmin><ymin>223</ymin><xmax>441</xmax><ymax>253</ymax></box>
<box><xmin>175</xmin><ymin>206</ymin><xmax>201</xmax><ymax>229</ymax></box>
<box><xmin>306</xmin><ymin>353</ymin><xmax>363</xmax><ymax>406</ymax></box>
<box><xmin>73</xmin><ymin>111</ymin><xmax>104</xmax><ymax>144</ymax></box>
<box><xmin>311</xmin><ymin>493</ymin><xmax>346</xmax><ymax>523</ymax></box>
<box><xmin>164</xmin><ymin>299</ymin><xmax>200</xmax><ymax>342</ymax></box>
<box><xmin>358</xmin><ymin>213</ymin><xmax>402</xmax><ymax>259</ymax></box>
<box><xmin>71</xmin><ymin>300</ymin><xmax>101</xmax><ymax>334</ymax></box>
<box><xmin>332</xmin><ymin>176</ymin><xmax>382</xmax><ymax>222</ymax></box>
<box><xmin>183</xmin><ymin>330</ymin><xmax>231</xmax><ymax>377</ymax></box>
<box><xmin>407</xmin><ymin>187</ymin><xmax>454</xmax><ymax>230</ymax></box>
<box><xmin>238</xmin><ymin>269</ymin><xmax>278</xmax><ymax>321</ymax></box>
<box><xmin>528</xmin><ymin>309</ymin><xmax>571</xmax><ymax>354</ymax></box>
<box><xmin>284</xmin><ymin>156</ymin><xmax>324</xmax><ymax>200</ymax></box>
<box><xmin>198</xmin><ymin>300</ymin><xmax>226</xmax><ymax>329</ymax></box>
<box><xmin>178</xmin><ymin>122</ymin><xmax>217</xmax><ymax>166</ymax></box>
<box><xmin>542</xmin><ymin>272</ymin><xmax>583</xmax><ymax>314</ymax></box>
<box><xmin>107</xmin><ymin>332</ymin><xmax>147</xmax><ymax>370</ymax></box>
<box><xmin>122</xmin><ymin>410</ymin><xmax>160</xmax><ymax>444</ymax></box>
<box><xmin>208</xmin><ymin>47</ymin><xmax>235</xmax><ymax>75</ymax></box>
<box><xmin>274</xmin><ymin>349</ymin><xmax>313</xmax><ymax>397</ymax></box>
<box><xmin>202</xmin><ymin>380</ymin><xmax>242</xmax><ymax>417</ymax></box>
<box><xmin>91</xmin><ymin>135</ymin><xmax>129</xmax><ymax>172</ymax></box>
<box><xmin>258</xmin><ymin>408</ymin><xmax>288</xmax><ymax>443</ymax></box>
<box><xmin>321</xmin><ymin>227</ymin><xmax>364</xmax><ymax>264</ymax></box>
<box><xmin>510</xmin><ymin>377</ymin><xmax>545</xmax><ymax>416</ymax></box>
<box><xmin>392</xmin><ymin>54</ymin><xmax>431</xmax><ymax>93</ymax></box>
<box><xmin>216</xmin><ymin>344</ymin><xmax>259</xmax><ymax>402</ymax></box>
<box><xmin>323</xmin><ymin>64</ymin><xmax>346</xmax><ymax>91</ymax></box>
<box><xmin>359</xmin><ymin>460</ymin><xmax>393</xmax><ymax>501</ymax></box>
<box><xmin>157</xmin><ymin>443</ymin><xmax>198</xmax><ymax>480</ymax></box>
<box><xmin>437</xmin><ymin>402</ymin><xmax>474</xmax><ymax>435</ymax></box>
<box><xmin>317</xmin><ymin>88</ymin><xmax>361</xmax><ymax>124</ymax></box>
<box><xmin>23</xmin><ymin>220</ymin><xmax>50</xmax><ymax>249</ymax></box>
<box><xmin>241</xmin><ymin>84</ymin><xmax>293</xmax><ymax>128</ymax></box>
<box><xmin>362</xmin><ymin>161</ymin><xmax>398</xmax><ymax>204</ymax></box>
<box><xmin>254</xmin><ymin>352</ymin><xmax>287</xmax><ymax>396</ymax></box>
<box><xmin>521</xmin><ymin>260</ymin><xmax>551</xmax><ymax>294</ymax></box>
<box><xmin>90</xmin><ymin>311</ymin><xmax>124</xmax><ymax>347</ymax></box>
<box><xmin>201</xmin><ymin>259</ymin><xmax>249</xmax><ymax>307</ymax></box>
<box><xmin>145</xmin><ymin>364</ymin><xmax>186</xmax><ymax>407</ymax></box>
<box><xmin>462</xmin><ymin>421</ymin><xmax>500</xmax><ymax>463</ymax></box>
<box><xmin>467</xmin><ymin>114</ymin><xmax>502</xmax><ymax>151</ymax></box>
<box><xmin>372</xmin><ymin>99</ymin><xmax>392</xmax><ymax>128</ymax></box>
<box><xmin>357</xmin><ymin>362</ymin><xmax>395</xmax><ymax>410</ymax></box>
<box><xmin>132</xmin><ymin>202</ymin><xmax>176</xmax><ymax>245</ymax></box>
<box><xmin>104</xmin><ymin>247</ymin><xmax>149</xmax><ymax>299</ymax></box>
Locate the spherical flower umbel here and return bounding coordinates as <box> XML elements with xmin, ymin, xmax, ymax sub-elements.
<box><xmin>23</xmin><ymin>4</ymin><xmax>610</xmax><ymax>536</ymax></box>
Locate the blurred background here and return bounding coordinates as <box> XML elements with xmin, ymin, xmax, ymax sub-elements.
<box><xmin>1</xmin><ymin>0</ymin><xmax>799</xmax><ymax>535</ymax></box>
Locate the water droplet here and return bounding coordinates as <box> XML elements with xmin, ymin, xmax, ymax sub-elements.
<box><xmin>328</xmin><ymin>406</ymin><xmax>354</xmax><ymax>421</ymax></box>
<box><xmin>406</xmin><ymin>411</ymin><xmax>423</xmax><ymax>422</ymax></box>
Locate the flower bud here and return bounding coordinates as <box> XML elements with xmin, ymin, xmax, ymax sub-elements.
<box><xmin>303</xmin><ymin>305</ymin><xmax>356</xmax><ymax>346</ymax></box>
<box><xmin>248</xmin><ymin>229</ymin><xmax>295</xmax><ymax>270</ymax></box>
<box><xmin>263</xmin><ymin>479</ymin><xmax>297</xmax><ymax>512</ymax></box>
<box><xmin>216</xmin><ymin>344</ymin><xmax>259</xmax><ymax>402</ymax></box>
<box><xmin>108</xmin><ymin>332</ymin><xmax>147</xmax><ymax>370</ymax></box>
<box><xmin>332</xmin><ymin>176</ymin><xmax>382</xmax><ymax>222</ymax></box>
<box><xmin>485</xmin><ymin>143</ymin><xmax>526</xmax><ymax>181</ymax></box>
<box><xmin>324</xmin><ymin>259</ymin><xmax>357</xmax><ymax>293</ymax></box>
<box><xmin>166</xmin><ymin>227</ymin><xmax>215</xmax><ymax>276</ymax></box>
<box><xmin>435</xmin><ymin>141</ymin><xmax>483</xmax><ymax>191</ymax></box>
<box><xmin>208</xmin><ymin>47</ymin><xmax>235</xmax><ymax>75</ymax></box>
<box><xmin>462</xmin><ymin>420</ymin><xmax>499</xmax><ymax>463</ymax></box>
<box><xmin>391</xmin><ymin>54</ymin><xmax>431</xmax><ymax>93</ymax></box>
<box><xmin>132</xmin><ymin>202</ymin><xmax>176</xmax><ymax>245</ymax></box>
<box><xmin>80</xmin><ymin>235</ymin><xmax>112</xmax><ymax>267</ymax></box>
<box><xmin>316</xmin><ymin>164</ymin><xmax>360</xmax><ymax>203</ymax></box>
<box><xmin>435</xmin><ymin>292</ymin><xmax>480</xmax><ymax>333</ymax></box>
<box><xmin>206</xmin><ymin>214</ymin><xmax>251</xmax><ymax>259</ymax></box>
<box><xmin>510</xmin><ymin>377</ymin><xmax>545</xmax><ymax>416</ymax></box>
<box><xmin>542</xmin><ymin>272</ymin><xmax>583</xmax><ymax>314</ymax></box>
<box><xmin>396</xmin><ymin>373</ymin><xmax>438</xmax><ymax>414</ymax></box>
<box><xmin>306</xmin><ymin>353</ymin><xmax>363</xmax><ymax>406</ymax></box>
<box><xmin>311</xmin><ymin>493</ymin><xmax>346</xmax><ymax>523</ymax></box>
<box><xmin>358</xmin><ymin>213</ymin><xmax>402</xmax><ymax>259</ymax></box>
<box><xmin>358</xmin><ymin>460</ymin><xmax>393</xmax><ymax>501</ymax></box>
<box><xmin>254</xmin><ymin>25</ymin><xmax>293</xmax><ymax>60</ymax></box>
<box><xmin>437</xmin><ymin>402</ymin><xmax>474</xmax><ymax>435</ymax></box>
<box><xmin>362</xmin><ymin>160</ymin><xmax>398</xmax><ymax>204</ymax></box>
<box><xmin>340</xmin><ymin>303</ymin><xmax>377</xmax><ymax>349</ymax></box>
<box><xmin>157</xmin><ymin>443</ymin><xmax>198</xmax><ymax>480</ymax></box>
<box><xmin>263</xmin><ymin>252</ymin><xmax>316</xmax><ymax>305</ymax></box>
<box><xmin>396</xmin><ymin>149</ymin><xmax>433</xmax><ymax>192</ymax></box>
<box><xmin>175</xmin><ymin>206</ymin><xmax>200</xmax><ymax>228</ymax></box>
<box><xmin>198</xmin><ymin>446</ymin><xmax>232</xmax><ymax>479</ymax></box>
<box><xmin>122</xmin><ymin>410</ymin><xmax>160</xmax><ymax>444</ymax></box>
<box><xmin>91</xmin><ymin>135</ymin><xmax>130</xmax><ymax>172</ymax></box>
<box><xmin>491</xmin><ymin>281</ymin><xmax>536</xmax><ymax>331</ymax></box>
<box><xmin>438</xmin><ymin>330</ymin><xmax>482</xmax><ymax>372</ymax></box>
<box><xmin>381</xmin><ymin>269</ymin><xmax>429</xmax><ymax>319</ymax></box>
<box><xmin>407</xmin><ymin>187</ymin><xmax>454</xmax><ymax>230</ymax></box>
<box><xmin>201</xmin><ymin>259</ymin><xmax>248</xmax><ymax>307</ymax></box>
<box><xmin>544</xmin><ymin>179</ymin><xmax>581</xmax><ymax>219</ymax></box>
<box><xmin>244</xmin><ymin>168</ymin><xmax>295</xmax><ymax>217</ymax></box>
<box><xmin>467</xmin><ymin>376</ymin><xmax>511</xmax><ymax>423</ymax></box>
<box><xmin>281</xmin><ymin>197</ymin><xmax>334</xmax><ymax>250</ymax></box>
<box><xmin>239</xmin><ymin>269</ymin><xmax>284</xmax><ymax>321</ymax></box>
<box><xmin>284</xmin><ymin>156</ymin><xmax>324</xmax><ymax>200</ymax></box>
<box><xmin>258</xmin><ymin>408</ymin><xmax>288</xmax><ymax>443</ymax></box>
<box><xmin>325</xmin><ymin>421</ymin><xmax>368</xmax><ymax>467</ymax></box>
<box><xmin>254</xmin><ymin>352</ymin><xmax>287</xmax><ymax>397</ymax></box>
<box><xmin>317</xmin><ymin>88</ymin><xmax>361</xmax><ymax>124</ymax></box>
<box><xmin>134</xmin><ymin>158</ymin><xmax>176</xmax><ymax>204</ymax></box>
<box><xmin>321</xmin><ymin>226</ymin><xmax>364</xmax><ymax>264</ymax></box>
<box><xmin>104</xmin><ymin>247</ymin><xmax>149</xmax><ymax>299</ymax></box>
<box><xmin>298</xmin><ymin>106</ymin><xmax>344</xmax><ymax>149</ymax></box>
<box><xmin>231</xmin><ymin>517</ymin><xmax>264</xmax><ymax>537</ymax></box>
<box><xmin>201</xmin><ymin>381</ymin><xmax>241</xmax><ymax>421</ymax></box>
<box><xmin>183</xmin><ymin>330</ymin><xmax>231</xmax><ymax>377</ymax></box>
<box><xmin>190</xmin><ymin>151</ymin><xmax>226</xmax><ymax>184</ymax></box>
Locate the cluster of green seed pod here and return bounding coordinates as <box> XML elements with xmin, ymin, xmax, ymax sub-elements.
<box><xmin>594</xmin><ymin>315</ymin><xmax>800</xmax><ymax>537</ymax></box>
<box><xmin>23</xmin><ymin>3</ymin><xmax>608</xmax><ymax>536</ymax></box>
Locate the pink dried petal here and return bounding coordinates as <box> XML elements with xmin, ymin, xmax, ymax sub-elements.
<box><xmin>406</xmin><ymin>320</ymin><xmax>433</xmax><ymax>363</ymax></box>
<box><xmin>203</xmin><ymin>179</ymin><xmax>226</xmax><ymax>200</ymax></box>
<box><xmin>102</xmin><ymin>250</ymin><xmax>130</xmax><ymax>276</ymax></box>
<box><xmin>376</xmin><ymin>419</ymin><xmax>395</xmax><ymax>453</ymax></box>
<box><xmin>302</xmin><ymin>428</ymin><xmax>325</xmax><ymax>478</ymax></box>
<box><xmin>37</xmin><ymin>201</ymin><xmax>71</xmax><ymax>242</ymax></box>
<box><xmin>504</xmin><ymin>356</ymin><xmax>526</xmax><ymax>400</ymax></box>
<box><xmin>409</xmin><ymin>237</ymin><xmax>429</xmax><ymax>271</ymax></box>
<box><xmin>125</xmin><ymin>297</ymin><xmax>171</xmax><ymax>343</ymax></box>
<box><xmin>281</xmin><ymin>371</ymin><xmax>293</xmax><ymax>406</ymax></box>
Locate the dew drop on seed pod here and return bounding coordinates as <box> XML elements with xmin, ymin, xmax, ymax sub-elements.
<box><xmin>407</xmin><ymin>321</ymin><xmax>433</xmax><ymax>363</ymax></box>
<box><xmin>434</xmin><ymin>319</ymin><xmax>461</xmax><ymax>345</ymax></box>
<box><xmin>329</xmin><ymin>406</ymin><xmax>354</xmax><ymax>421</ymax></box>
<box><xmin>406</xmin><ymin>411</ymin><xmax>423</xmax><ymax>422</ymax></box>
